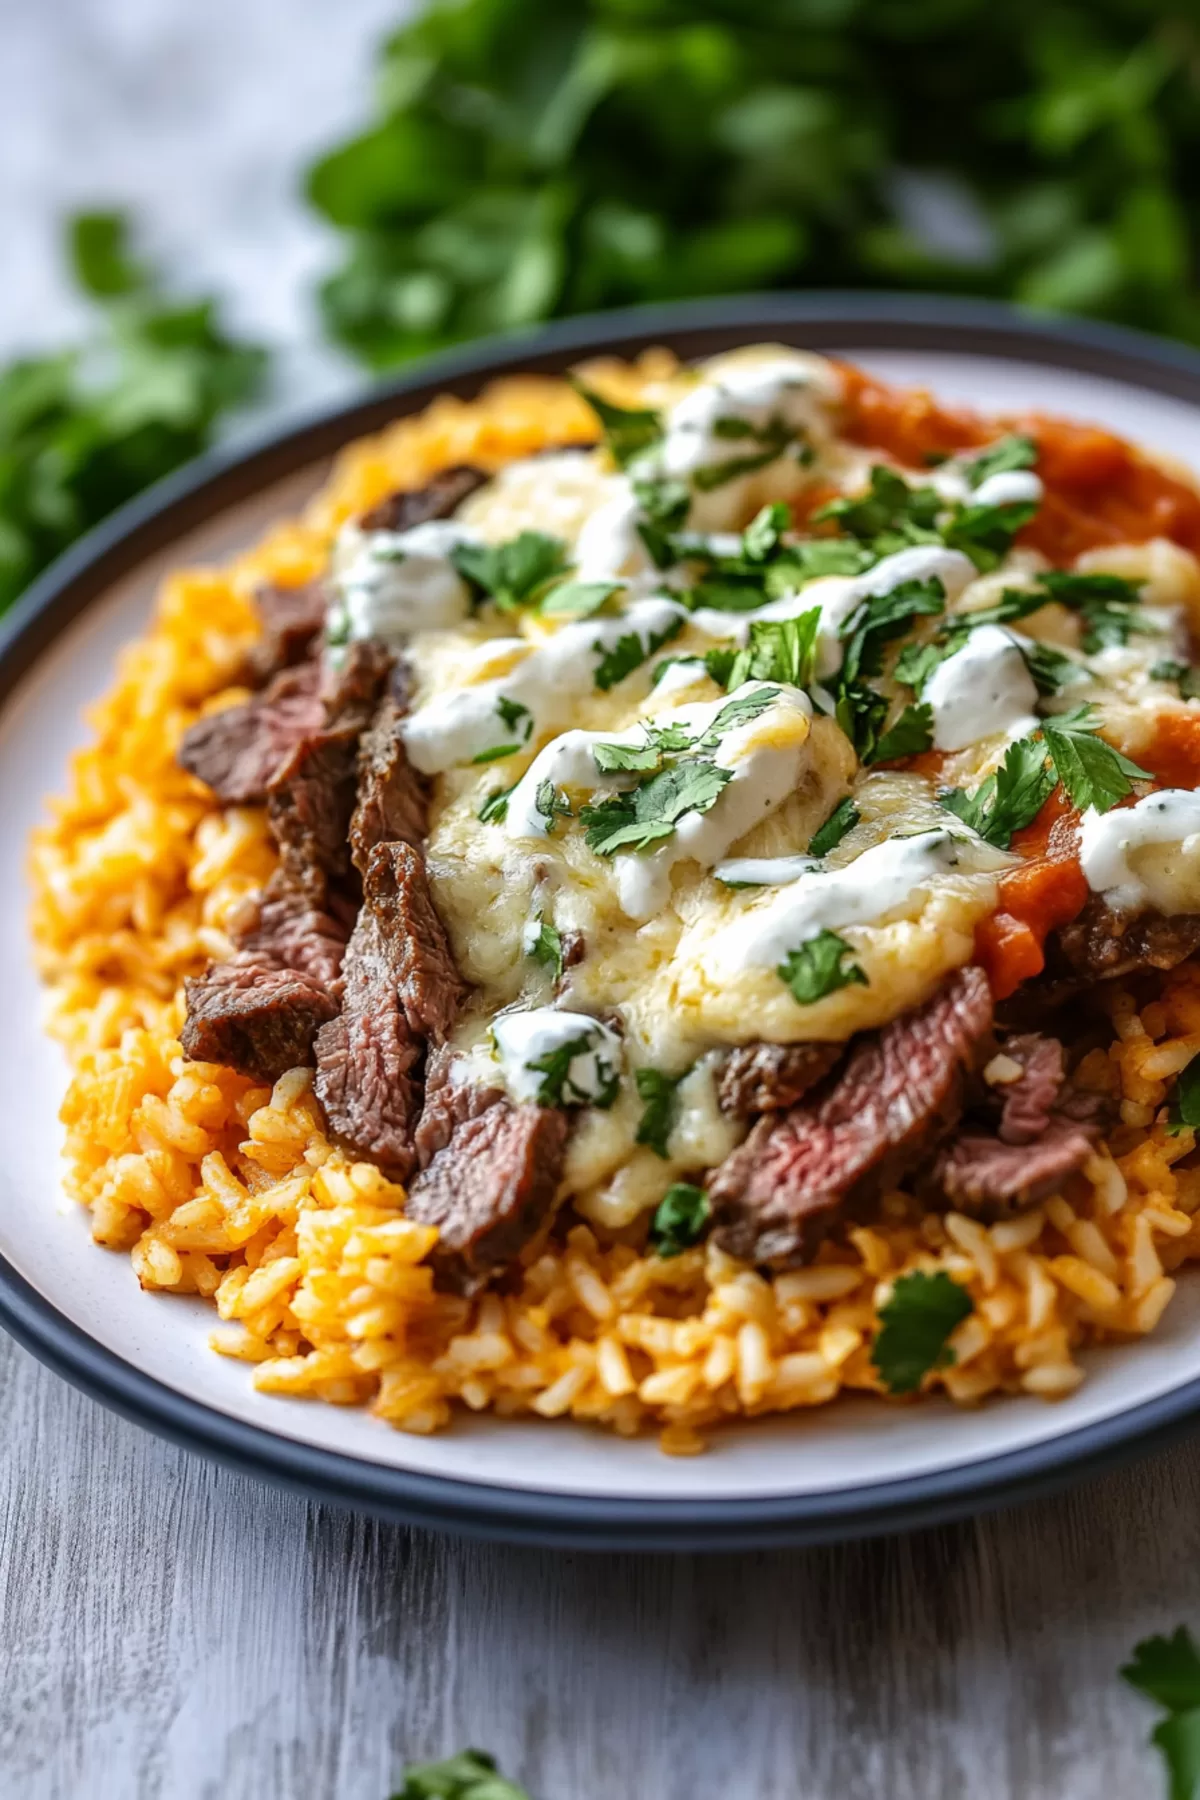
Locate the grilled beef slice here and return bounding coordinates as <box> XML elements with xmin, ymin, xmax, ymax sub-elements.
<box><xmin>181</xmin><ymin>883</ymin><xmax>351</xmax><ymax>1082</ymax></box>
<box><xmin>349</xmin><ymin>693</ymin><xmax>429</xmax><ymax>874</ymax></box>
<box><xmin>313</xmin><ymin>840</ymin><xmax>464</xmax><ymax>1174</ymax></box>
<box><xmin>709</xmin><ymin>966</ymin><xmax>993</xmax><ymax>1265</ymax></box>
<box><xmin>718</xmin><ymin>1042</ymin><xmax>844</xmax><ymax>1116</ymax></box>
<box><xmin>405</xmin><ymin>1100</ymin><xmax>569</xmax><ymax>1294</ymax></box>
<box><xmin>357</xmin><ymin>465</ymin><xmax>487</xmax><ymax>533</ymax></box>
<box><xmin>267</xmin><ymin>639</ymin><xmax>393</xmax><ymax>902</ymax></box>
<box><xmin>1051</xmin><ymin>896</ymin><xmax>1200</xmax><ymax>983</ymax></box>
<box><xmin>413</xmin><ymin>1046</ymin><xmax>504</xmax><ymax>1167</ymax></box>
<box><xmin>244</xmin><ymin>579</ymin><xmax>329</xmax><ymax>685</ymax></box>
<box><xmin>177</xmin><ymin>662</ymin><xmax>325</xmax><ymax>805</ymax></box>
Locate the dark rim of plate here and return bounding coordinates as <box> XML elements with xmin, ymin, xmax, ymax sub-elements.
<box><xmin>5</xmin><ymin>291</ymin><xmax>1200</xmax><ymax>1552</ymax></box>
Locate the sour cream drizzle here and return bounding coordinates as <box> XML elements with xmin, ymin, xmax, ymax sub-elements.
<box><xmin>923</xmin><ymin>623</ymin><xmax>1040</xmax><ymax>751</ymax></box>
<box><xmin>330</xmin><ymin>518</ymin><xmax>479</xmax><ymax>644</ymax></box>
<box><xmin>1078</xmin><ymin>790</ymin><xmax>1200</xmax><ymax>912</ymax></box>
<box><xmin>491</xmin><ymin>1009</ymin><xmax>624</xmax><ymax>1106</ymax></box>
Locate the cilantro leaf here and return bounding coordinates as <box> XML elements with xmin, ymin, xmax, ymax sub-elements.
<box><xmin>1041</xmin><ymin>705</ymin><xmax>1150</xmax><ymax>813</ymax></box>
<box><xmin>939</xmin><ymin>735</ymin><xmax>1056</xmax><ymax>848</ymax></box>
<box><xmin>814</xmin><ymin>465</ymin><xmax>940</xmax><ymax>542</ymax></box>
<box><xmin>1020</xmin><ymin>639</ymin><xmax>1081</xmax><ymax>695</ymax></box>
<box><xmin>892</xmin><ymin>639</ymin><xmax>947</xmax><ymax>693</ymax></box>
<box><xmin>725</xmin><ymin>611</ymin><xmax>819</xmax><ymax>691</ymax></box>
<box><xmin>571</xmin><ymin>381</ymin><xmax>663</xmax><ymax>469</ymax></box>
<box><xmin>649</xmin><ymin>1183</ymin><xmax>711</xmax><ymax>1257</ymax></box>
<box><xmin>953</xmin><ymin>587</ymin><xmax>1054</xmax><ymax>632</ymax></box>
<box><xmin>692</xmin><ymin>413</ymin><xmax>796</xmax><ymax>490</ymax></box>
<box><xmin>391</xmin><ymin>1747</ymin><xmax>531</xmax><ymax>1800</ymax></box>
<box><xmin>944</xmin><ymin>496</ymin><xmax>1039</xmax><ymax>570</ymax></box>
<box><xmin>808</xmin><ymin>797</ymin><xmax>860</xmax><ymax>857</ymax></box>
<box><xmin>528</xmin><ymin>1031</ymin><xmax>619</xmax><ymax>1109</ymax></box>
<box><xmin>835</xmin><ymin>680</ymin><xmax>889</xmax><ymax>763</ymax></box>
<box><xmin>1038</xmin><ymin>570</ymin><xmax>1147</xmax><ymax>652</ymax></box>
<box><xmin>865</xmin><ymin>701</ymin><xmax>934</xmax><ymax>765</ymax></box>
<box><xmin>769</xmin><ymin>539</ymin><xmax>877</xmax><ymax>586</ymax></box>
<box><xmin>593</xmin><ymin>614</ymin><xmax>682</xmax><ymax>691</ymax></box>
<box><xmin>1167</xmin><ymin>1052</ymin><xmax>1200</xmax><ymax>1136</ymax></box>
<box><xmin>540</xmin><ymin>578</ymin><xmax>623</xmax><ymax>619</ymax></box>
<box><xmin>871</xmin><ymin>1270</ymin><xmax>974</xmax><ymax>1395</ymax></box>
<box><xmin>526</xmin><ymin>915</ymin><xmax>564</xmax><ymax>980</ymax></box>
<box><xmin>1151</xmin><ymin>659</ymin><xmax>1200</xmax><ymax>700</ymax></box>
<box><xmin>966</xmin><ymin>434</ymin><xmax>1038</xmax><ymax>488</ymax></box>
<box><xmin>581</xmin><ymin>760</ymin><xmax>732</xmax><ymax>856</ymax></box>
<box><xmin>840</xmin><ymin>578</ymin><xmax>946</xmax><ymax>684</ymax></box>
<box><xmin>777</xmin><ymin>929</ymin><xmax>867</xmax><ymax>1005</ymax></box>
<box><xmin>1152</xmin><ymin>1711</ymin><xmax>1200</xmax><ymax>1800</ymax></box>
<box><xmin>635</xmin><ymin>1066</ymin><xmax>685</xmax><ymax>1159</ymax></box>
<box><xmin>534</xmin><ymin>780</ymin><xmax>571</xmax><ymax>833</ymax></box>
<box><xmin>592</xmin><ymin>739</ymin><xmax>663</xmax><ymax>774</ymax></box>
<box><xmin>477</xmin><ymin>782</ymin><xmax>516</xmax><ymax>823</ymax></box>
<box><xmin>1122</xmin><ymin>1629</ymin><xmax>1200</xmax><ymax>1714</ymax></box>
<box><xmin>692</xmin><ymin>686</ymin><xmax>781</xmax><ymax>751</ymax></box>
<box><xmin>451</xmin><ymin>531</ymin><xmax>569</xmax><ymax>611</ymax></box>
<box><xmin>742</xmin><ymin>502</ymin><xmax>791</xmax><ymax>562</ymax></box>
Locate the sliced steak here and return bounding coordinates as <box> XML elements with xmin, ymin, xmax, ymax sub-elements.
<box><xmin>177</xmin><ymin>662</ymin><xmax>325</xmax><ymax>805</ymax></box>
<box><xmin>994</xmin><ymin>1034</ymin><xmax>1064</xmax><ymax>1145</ymax></box>
<box><xmin>267</xmin><ymin>639</ymin><xmax>393</xmax><ymax>901</ymax></box>
<box><xmin>718</xmin><ymin>1041</ymin><xmax>844</xmax><ymax>1116</ymax></box>
<box><xmin>709</xmin><ymin>967</ymin><xmax>993</xmax><ymax>1265</ymax></box>
<box><xmin>413</xmin><ymin>1046</ymin><xmax>504</xmax><ymax>1166</ymax></box>
<box><xmin>313</xmin><ymin>841</ymin><xmax>464</xmax><ymax>1173</ymax></box>
<box><xmin>245</xmin><ymin>579</ymin><xmax>328</xmax><ymax>685</ymax></box>
<box><xmin>1052</xmin><ymin>897</ymin><xmax>1200</xmax><ymax>983</ymax></box>
<box><xmin>181</xmin><ymin>880</ymin><xmax>352</xmax><ymax>1082</ymax></box>
<box><xmin>350</xmin><ymin>693</ymin><xmax>428</xmax><ymax>874</ymax></box>
<box><xmin>933</xmin><ymin>1116</ymin><xmax>1098</xmax><ymax>1216</ymax></box>
<box><xmin>357</xmin><ymin>465</ymin><xmax>487</xmax><ymax>534</ymax></box>
<box><xmin>405</xmin><ymin>1100</ymin><xmax>569</xmax><ymax>1294</ymax></box>
<box><xmin>181</xmin><ymin>961</ymin><xmax>338</xmax><ymax>1084</ymax></box>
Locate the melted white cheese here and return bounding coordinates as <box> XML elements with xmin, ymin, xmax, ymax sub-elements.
<box><xmin>1078</xmin><ymin>790</ymin><xmax>1200</xmax><ymax>912</ymax></box>
<box><xmin>492</xmin><ymin>1009</ymin><xmax>624</xmax><ymax>1106</ymax></box>
<box><xmin>330</xmin><ymin>518</ymin><xmax>478</xmax><ymax>643</ymax></box>
<box><xmin>712</xmin><ymin>829</ymin><xmax>977</xmax><ymax>975</ymax></box>
<box><xmin>923</xmin><ymin>624</ymin><xmax>1040</xmax><ymax>751</ymax></box>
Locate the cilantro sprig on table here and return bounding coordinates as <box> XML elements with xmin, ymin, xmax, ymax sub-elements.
<box><xmin>390</xmin><ymin>1748</ymin><xmax>531</xmax><ymax>1800</ymax></box>
<box><xmin>871</xmin><ymin>1270</ymin><xmax>974</xmax><ymax>1395</ymax></box>
<box><xmin>1122</xmin><ymin>1627</ymin><xmax>1200</xmax><ymax>1800</ymax></box>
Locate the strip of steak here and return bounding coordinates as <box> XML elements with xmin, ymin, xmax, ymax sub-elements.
<box><xmin>245</xmin><ymin>579</ymin><xmax>328</xmax><ymax>685</ymax></box>
<box><xmin>413</xmin><ymin>1046</ymin><xmax>504</xmax><ymax>1167</ymax></box>
<box><xmin>357</xmin><ymin>465</ymin><xmax>487</xmax><ymax>533</ymax></box>
<box><xmin>718</xmin><ymin>1042</ymin><xmax>844</xmax><ymax>1116</ymax></box>
<box><xmin>932</xmin><ymin>1116</ymin><xmax>1099</xmax><ymax>1216</ymax></box>
<box><xmin>405</xmin><ymin>1101</ymin><xmax>569</xmax><ymax>1294</ymax></box>
<box><xmin>177</xmin><ymin>662</ymin><xmax>325</xmax><ymax>804</ymax></box>
<box><xmin>181</xmin><ymin>880</ymin><xmax>352</xmax><ymax>1081</ymax></box>
<box><xmin>709</xmin><ymin>967</ymin><xmax>993</xmax><ymax>1265</ymax></box>
<box><xmin>993</xmin><ymin>1034</ymin><xmax>1064</xmax><ymax>1145</ymax></box>
<box><xmin>350</xmin><ymin>693</ymin><xmax>429</xmax><ymax>873</ymax></box>
<box><xmin>313</xmin><ymin>841</ymin><xmax>464</xmax><ymax>1173</ymax></box>
<box><xmin>1052</xmin><ymin>897</ymin><xmax>1200</xmax><ymax>983</ymax></box>
<box><xmin>267</xmin><ymin>639</ymin><xmax>393</xmax><ymax>901</ymax></box>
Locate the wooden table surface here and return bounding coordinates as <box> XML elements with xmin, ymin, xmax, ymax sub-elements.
<box><xmin>3</xmin><ymin>1323</ymin><xmax>1195</xmax><ymax>1799</ymax></box>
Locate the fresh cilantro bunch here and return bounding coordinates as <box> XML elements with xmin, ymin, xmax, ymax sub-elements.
<box><xmin>0</xmin><ymin>211</ymin><xmax>266</xmax><ymax>614</ymax></box>
<box><xmin>306</xmin><ymin>3</ymin><xmax>1200</xmax><ymax>368</ymax></box>
<box><xmin>1122</xmin><ymin>1627</ymin><xmax>1200</xmax><ymax>1800</ymax></box>
<box><xmin>391</xmin><ymin>1748</ymin><xmax>531</xmax><ymax>1800</ymax></box>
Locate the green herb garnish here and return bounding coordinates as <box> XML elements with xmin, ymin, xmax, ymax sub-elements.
<box><xmin>813</xmin><ymin>465</ymin><xmax>940</xmax><ymax>543</ymax></box>
<box><xmin>1040</xmin><ymin>704</ymin><xmax>1150</xmax><ymax>812</ymax></box>
<box><xmin>871</xmin><ymin>1270</ymin><xmax>974</xmax><ymax>1395</ymax></box>
<box><xmin>1122</xmin><ymin>1627</ymin><xmax>1200</xmax><ymax>1800</ymax></box>
<box><xmin>807</xmin><ymin>797</ymin><xmax>860</xmax><ymax>857</ymax></box>
<box><xmin>528</xmin><ymin>1031</ymin><xmax>619</xmax><ymax>1109</ymax></box>
<box><xmin>635</xmin><ymin>1067</ymin><xmax>685</xmax><ymax>1160</ymax></box>
<box><xmin>540</xmin><ymin>577</ymin><xmax>624</xmax><ymax>619</ymax></box>
<box><xmin>527</xmin><ymin>915</ymin><xmax>564</xmax><ymax>980</ymax></box>
<box><xmin>777</xmin><ymin>929</ymin><xmax>867</xmax><ymax>1005</ymax></box>
<box><xmin>1038</xmin><ymin>570</ymin><xmax>1147</xmax><ymax>652</ymax></box>
<box><xmin>571</xmin><ymin>382</ymin><xmax>663</xmax><ymax>468</ymax></box>
<box><xmin>965</xmin><ymin>434</ymin><xmax>1038</xmax><ymax>487</ymax></box>
<box><xmin>940</xmin><ymin>735</ymin><xmax>1057</xmax><ymax>848</ymax></box>
<box><xmin>534</xmin><ymin>780</ymin><xmax>571</xmax><ymax>833</ymax></box>
<box><xmin>451</xmin><ymin>531</ymin><xmax>569</xmax><ymax>612</ymax></box>
<box><xmin>390</xmin><ymin>1746</ymin><xmax>532</xmax><ymax>1800</ymax></box>
<box><xmin>723</xmin><ymin>611</ymin><xmax>819</xmax><ymax>692</ymax></box>
<box><xmin>593</xmin><ymin>613</ymin><xmax>683</xmax><ymax>691</ymax></box>
<box><xmin>866</xmin><ymin>701</ymin><xmax>934</xmax><ymax>765</ymax></box>
<box><xmin>649</xmin><ymin>1183</ymin><xmax>711</xmax><ymax>1257</ymax></box>
<box><xmin>477</xmin><ymin>782</ymin><xmax>516</xmax><ymax>823</ymax></box>
<box><xmin>581</xmin><ymin>760</ymin><xmax>733</xmax><ymax>856</ymax></box>
<box><xmin>1167</xmin><ymin>1052</ymin><xmax>1200</xmax><ymax>1136</ymax></box>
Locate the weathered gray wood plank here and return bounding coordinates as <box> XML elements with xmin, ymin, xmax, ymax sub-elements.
<box><xmin>1</xmin><ymin>1324</ymin><xmax>1194</xmax><ymax>1799</ymax></box>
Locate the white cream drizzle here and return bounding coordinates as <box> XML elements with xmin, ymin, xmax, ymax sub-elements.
<box><xmin>330</xmin><ymin>518</ymin><xmax>479</xmax><ymax>644</ymax></box>
<box><xmin>922</xmin><ymin>623</ymin><xmax>1040</xmax><ymax>751</ymax></box>
<box><xmin>1077</xmin><ymin>790</ymin><xmax>1200</xmax><ymax>912</ymax></box>
<box><xmin>491</xmin><ymin>1009</ymin><xmax>624</xmax><ymax>1106</ymax></box>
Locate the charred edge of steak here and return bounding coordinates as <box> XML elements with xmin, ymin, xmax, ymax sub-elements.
<box><xmin>176</xmin><ymin>662</ymin><xmax>325</xmax><ymax>805</ymax></box>
<box><xmin>356</xmin><ymin>465</ymin><xmax>488</xmax><ymax>534</ymax></box>
<box><xmin>181</xmin><ymin>962</ymin><xmax>338</xmax><ymax>1084</ymax></box>
<box><xmin>717</xmin><ymin>1042</ymin><xmax>845</xmax><ymax>1116</ymax></box>
<box><xmin>1050</xmin><ymin>897</ymin><xmax>1200</xmax><ymax>985</ymax></box>
<box><xmin>350</xmin><ymin>694</ymin><xmax>429</xmax><ymax>875</ymax></box>
<box><xmin>708</xmin><ymin>966</ymin><xmax>993</xmax><ymax>1266</ymax></box>
<box><xmin>244</xmin><ymin>579</ymin><xmax>329</xmax><ymax>686</ymax></box>
<box><xmin>313</xmin><ymin>841</ymin><xmax>465</xmax><ymax>1175</ymax></box>
<box><xmin>405</xmin><ymin>1100</ymin><xmax>569</xmax><ymax>1294</ymax></box>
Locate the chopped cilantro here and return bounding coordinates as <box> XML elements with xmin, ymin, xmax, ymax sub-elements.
<box><xmin>692</xmin><ymin>413</ymin><xmax>796</xmax><ymax>491</ymax></box>
<box><xmin>649</xmin><ymin>1183</ymin><xmax>711</xmax><ymax>1257</ymax></box>
<box><xmin>528</xmin><ymin>1031</ymin><xmax>619</xmax><ymax>1109</ymax></box>
<box><xmin>635</xmin><ymin>1066</ymin><xmax>685</xmax><ymax>1160</ymax></box>
<box><xmin>1152</xmin><ymin>659</ymin><xmax>1200</xmax><ymax>700</ymax></box>
<box><xmin>1040</xmin><ymin>704</ymin><xmax>1150</xmax><ymax>813</ymax></box>
<box><xmin>742</xmin><ymin>501</ymin><xmax>791</xmax><ymax>562</ymax></box>
<box><xmin>451</xmin><ymin>531</ymin><xmax>569</xmax><ymax>611</ymax></box>
<box><xmin>865</xmin><ymin>701</ymin><xmax>934</xmax><ymax>765</ymax></box>
<box><xmin>952</xmin><ymin>587</ymin><xmax>1054</xmax><ymax>632</ymax></box>
<box><xmin>1121</xmin><ymin>1627</ymin><xmax>1200</xmax><ymax>1800</ymax></box>
<box><xmin>534</xmin><ymin>780</ymin><xmax>571</xmax><ymax>833</ymax></box>
<box><xmin>839</xmin><ymin>578</ymin><xmax>946</xmax><ymax>684</ymax></box>
<box><xmin>940</xmin><ymin>735</ymin><xmax>1056</xmax><ymax>848</ymax></box>
<box><xmin>944</xmin><ymin>495</ymin><xmax>1039</xmax><ymax>571</ymax></box>
<box><xmin>477</xmin><ymin>782</ymin><xmax>516</xmax><ymax>823</ymax></box>
<box><xmin>473</xmin><ymin>695</ymin><xmax>533</xmax><ymax>762</ymax></box>
<box><xmin>581</xmin><ymin>760</ymin><xmax>733</xmax><ymax>856</ymax></box>
<box><xmin>813</xmin><ymin>465</ymin><xmax>940</xmax><ymax>542</ymax></box>
<box><xmin>1167</xmin><ymin>1052</ymin><xmax>1200</xmax><ymax>1136</ymax></box>
<box><xmin>1038</xmin><ymin>570</ymin><xmax>1147</xmax><ymax>652</ymax></box>
<box><xmin>892</xmin><ymin>637</ymin><xmax>947</xmax><ymax>693</ymax></box>
<box><xmin>650</xmin><ymin>653</ymin><xmax>707</xmax><ymax>688</ymax></box>
<box><xmin>571</xmin><ymin>381</ymin><xmax>663</xmax><ymax>469</ymax></box>
<box><xmin>692</xmin><ymin>686</ymin><xmax>780</xmax><ymax>751</ymax></box>
<box><xmin>540</xmin><ymin>578</ymin><xmax>623</xmax><ymax>619</ymax></box>
<box><xmin>965</xmin><ymin>433</ymin><xmax>1038</xmax><ymax>487</ymax></box>
<box><xmin>834</xmin><ymin>679</ymin><xmax>890</xmax><ymax>762</ymax></box>
<box><xmin>777</xmin><ymin>929</ymin><xmax>867</xmax><ymax>1005</ymax></box>
<box><xmin>632</xmin><ymin>476</ymin><xmax>692</xmax><ymax>565</ymax></box>
<box><xmin>1020</xmin><ymin>638</ymin><xmax>1081</xmax><ymax>695</ymax></box>
<box><xmin>807</xmin><ymin>796</ymin><xmax>859</xmax><ymax>857</ymax></box>
<box><xmin>390</xmin><ymin>1746</ymin><xmax>531</xmax><ymax>1799</ymax></box>
<box><xmin>593</xmin><ymin>613</ymin><xmax>682</xmax><ymax>691</ymax></box>
<box><xmin>871</xmin><ymin>1269</ymin><xmax>974</xmax><ymax>1395</ymax></box>
<box><xmin>526</xmin><ymin>915</ymin><xmax>564</xmax><ymax>980</ymax></box>
<box><xmin>724</xmin><ymin>611</ymin><xmax>819</xmax><ymax>691</ymax></box>
<box><xmin>592</xmin><ymin>739</ymin><xmax>663</xmax><ymax>774</ymax></box>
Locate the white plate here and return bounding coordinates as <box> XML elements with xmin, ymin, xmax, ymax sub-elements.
<box><xmin>4</xmin><ymin>297</ymin><xmax>1200</xmax><ymax>1547</ymax></box>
